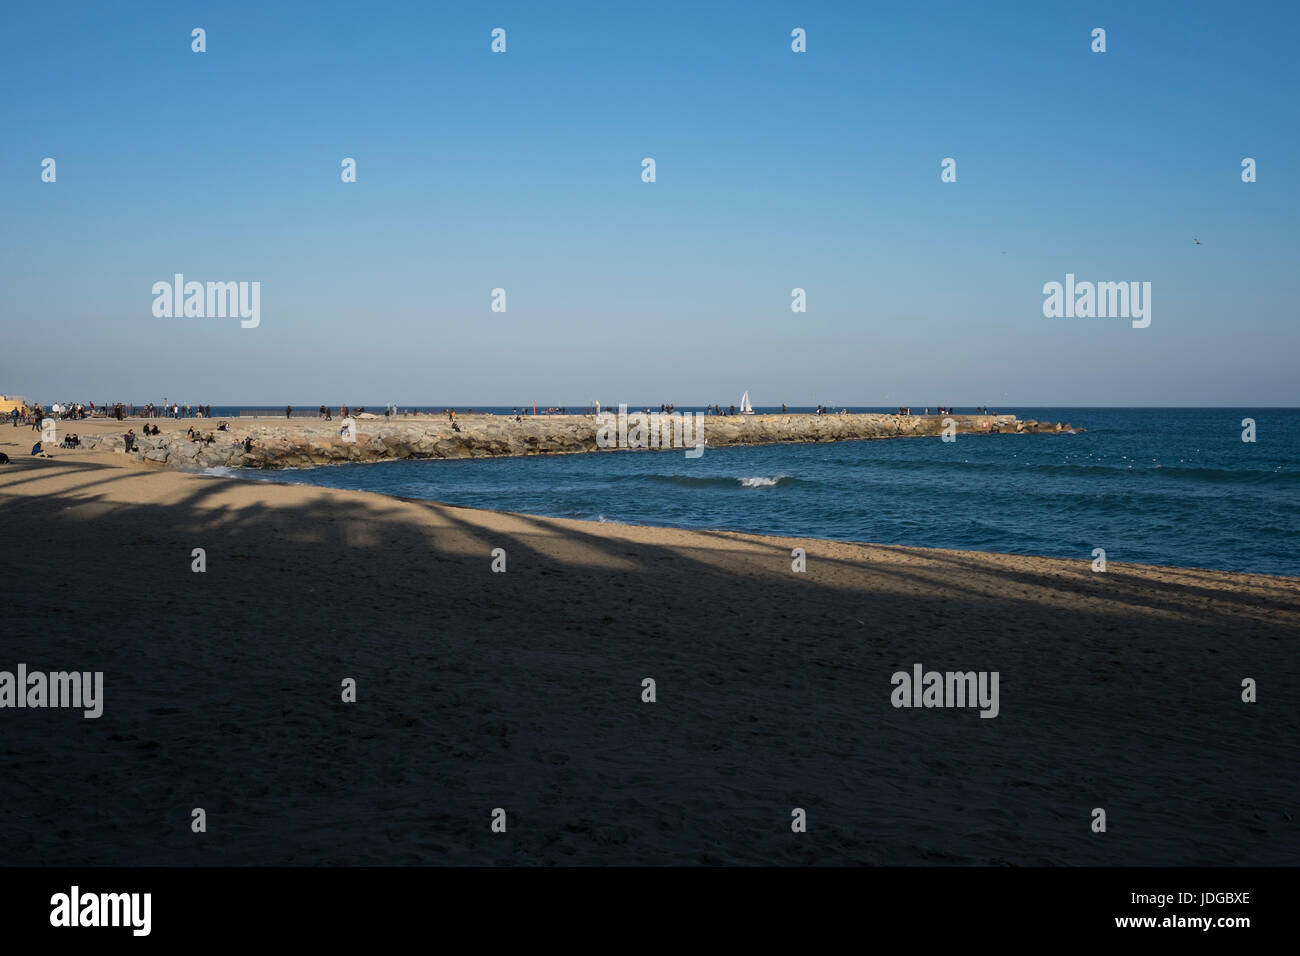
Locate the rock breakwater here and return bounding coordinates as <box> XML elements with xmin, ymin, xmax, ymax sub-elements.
<box><xmin>75</xmin><ymin>413</ymin><xmax>1079</xmax><ymax>470</ymax></box>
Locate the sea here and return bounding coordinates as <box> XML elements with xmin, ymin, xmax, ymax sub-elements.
<box><xmin>201</xmin><ymin>408</ymin><xmax>1297</xmax><ymax>577</ymax></box>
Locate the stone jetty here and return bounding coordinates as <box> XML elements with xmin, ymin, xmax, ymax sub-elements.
<box><xmin>72</xmin><ymin>412</ymin><xmax>1080</xmax><ymax>471</ymax></box>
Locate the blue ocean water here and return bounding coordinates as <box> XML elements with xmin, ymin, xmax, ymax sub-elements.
<box><xmin>247</xmin><ymin>409</ymin><xmax>1299</xmax><ymax>576</ymax></box>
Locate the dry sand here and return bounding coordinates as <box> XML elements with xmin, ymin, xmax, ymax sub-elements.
<box><xmin>1</xmin><ymin>434</ymin><xmax>1297</xmax><ymax>865</ymax></box>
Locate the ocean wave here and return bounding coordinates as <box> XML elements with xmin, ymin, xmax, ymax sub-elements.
<box><xmin>642</xmin><ymin>474</ymin><xmax>794</xmax><ymax>489</ymax></box>
<box><xmin>202</xmin><ymin>465</ymin><xmax>291</xmax><ymax>480</ymax></box>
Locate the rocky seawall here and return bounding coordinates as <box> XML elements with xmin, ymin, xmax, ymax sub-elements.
<box><xmin>75</xmin><ymin>413</ymin><xmax>1080</xmax><ymax>470</ymax></box>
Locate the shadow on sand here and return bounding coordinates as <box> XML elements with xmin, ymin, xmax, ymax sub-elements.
<box><xmin>1</xmin><ymin>457</ymin><xmax>1296</xmax><ymax>865</ymax></box>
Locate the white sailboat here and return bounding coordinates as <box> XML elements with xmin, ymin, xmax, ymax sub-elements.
<box><xmin>739</xmin><ymin>391</ymin><xmax>754</xmax><ymax>415</ymax></box>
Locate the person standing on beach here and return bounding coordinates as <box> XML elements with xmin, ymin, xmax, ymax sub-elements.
<box><xmin>285</xmin><ymin>405</ymin><xmax>292</xmax><ymax>419</ymax></box>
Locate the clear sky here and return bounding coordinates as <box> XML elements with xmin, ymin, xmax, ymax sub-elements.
<box><xmin>2</xmin><ymin>1</ymin><xmax>1296</xmax><ymax>407</ymax></box>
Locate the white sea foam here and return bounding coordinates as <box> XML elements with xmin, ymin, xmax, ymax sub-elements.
<box><xmin>202</xmin><ymin>465</ymin><xmax>286</xmax><ymax>480</ymax></box>
<box><xmin>737</xmin><ymin>475</ymin><xmax>785</xmax><ymax>488</ymax></box>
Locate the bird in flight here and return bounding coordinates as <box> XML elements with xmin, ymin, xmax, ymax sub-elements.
<box><xmin>1193</xmin><ymin>238</ymin><xmax>1201</xmax><ymax>245</ymax></box>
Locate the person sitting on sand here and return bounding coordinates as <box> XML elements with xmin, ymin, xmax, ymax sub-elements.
<box><xmin>31</xmin><ymin>441</ymin><xmax>52</xmax><ymax>458</ymax></box>
<box><xmin>217</xmin><ymin>421</ymin><xmax>229</xmax><ymax>431</ymax></box>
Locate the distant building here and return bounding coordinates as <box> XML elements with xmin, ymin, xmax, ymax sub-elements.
<box><xmin>0</xmin><ymin>395</ymin><xmax>30</xmax><ymax>415</ymax></box>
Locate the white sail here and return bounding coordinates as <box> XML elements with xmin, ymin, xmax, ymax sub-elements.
<box><xmin>740</xmin><ymin>391</ymin><xmax>754</xmax><ymax>415</ymax></box>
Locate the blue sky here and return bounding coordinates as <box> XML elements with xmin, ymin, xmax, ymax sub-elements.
<box><xmin>2</xmin><ymin>0</ymin><xmax>1296</xmax><ymax>406</ymax></box>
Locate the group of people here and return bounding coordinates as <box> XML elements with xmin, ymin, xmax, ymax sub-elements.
<box><xmin>24</xmin><ymin>422</ymin><xmax>253</xmax><ymax>459</ymax></box>
<box><xmin>323</xmin><ymin>405</ymin><xmax>373</xmax><ymax>419</ymax></box>
<box><xmin>892</xmin><ymin>406</ymin><xmax>994</xmax><ymax>417</ymax></box>
<box><xmin>121</xmin><ymin>427</ymin><xmax>253</xmax><ymax>454</ymax></box>
<box><xmin>119</xmin><ymin>403</ymin><xmax>213</xmax><ymax>419</ymax></box>
<box><xmin>317</xmin><ymin>405</ymin><xmax>438</xmax><ymax>420</ymax></box>
<box><xmin>48</xmin><ymin>402</ymin><xmax>90</xmax><ymax>419</ymax></box>
<box><xmin>13</xmin><ymin>401</ymin><xmax>217</xmax><ymax>424</ymax></box>
<box><xmin>159</xmin><ymin>403</ymin><xmax>212</xmax><ymax>418</ymax></box>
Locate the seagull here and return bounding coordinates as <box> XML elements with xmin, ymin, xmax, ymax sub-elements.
<box><xmin>1193</xmin><ymin>238</ymin><xmax>1201</xmax><ymax>245</ymax></box>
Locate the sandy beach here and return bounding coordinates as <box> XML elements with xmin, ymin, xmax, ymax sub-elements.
<box><xmin>1</xmin><ymin>438</ymin><xmax>1296</xmax><ymax>866</ymax></box>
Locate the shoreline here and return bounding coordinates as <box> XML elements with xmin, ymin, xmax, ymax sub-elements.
<box><xmin>7</xmin><ymin>418</ymin><xmax>1291</xmax><ymax>580</ymax></box>
<box><xmin>268</xmin><ymin>472</ymin><xmax>1298</xmax><ymax>582</ymax></box>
